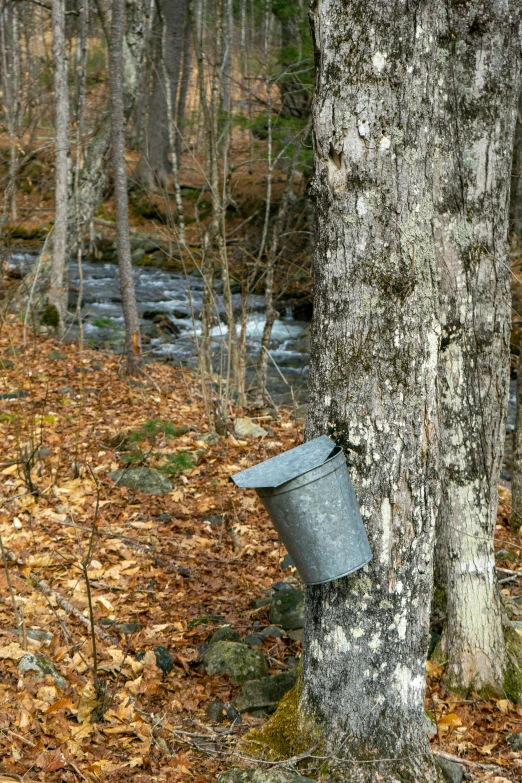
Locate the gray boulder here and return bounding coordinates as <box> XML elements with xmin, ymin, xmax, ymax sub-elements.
<box><xmin>109</xmin><ymin>467</ymin><xmax>172</xmax><ymax>495</ymax></box>
<box><xmin>18</xmin><ymin>653</ymin><xmax>67</xmax><ymax>689</ymax></box>
<box><xmin>435</xmin><ymin>757</ymin><xmax>463</xmax><ymax>783</ymax></box>
<box><xmin>201</xmin><ymin>641</ymin><xmax>268</xmax><ymax>684</ymax></box>
<box><xmin>269</xmin><ymin>584</ymin><xmax>304</xmax><ymax>630</ymax></box>
<box><xmin>218</xmin><ymin>771</ymin><xmax>314</xmax><ymax>783</ymax></box>
<box><xmin>233</xmin><ymin>669</ymin><xmax>298</xmax><ymax>713</ymax></box>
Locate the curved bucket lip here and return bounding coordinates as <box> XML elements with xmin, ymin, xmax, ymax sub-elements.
<box><xmin>231</xmin><ymin>435</ymin><xmax>339</xmax><ymax>489</ymax></box>
<box><xmin>305</xmin><ymin>554</ymin><xmax>372</xmax><ymax>585</ymax></box>
<box><xmin>256</xmin><ymin>447</ymin><xmax>344</xmax><ymax>497</ymax></box>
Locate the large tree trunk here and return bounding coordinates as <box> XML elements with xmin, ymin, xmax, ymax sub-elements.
<box><xmin>434</xmin><ymin>0</ymin><xmax>521</xmax><ymax>696</ymax></box>
<box><xmin>297</xmin><ymin>1</ymin><xmax>442</xmax><ymax>780</ymax></box>
<box><xmin>110</xmin><ymin>0</ymin><xmax>143</xmax><ymax>375</ymax></box>
<box><xmin>49</xmin><ymin>0</ymin><xmax>70</xmax><ymax>331</ymax></box>
<box><xmin>136</xmin><ymin>0</ymin><xmax>187</xmax><ymax>191</ymax></box>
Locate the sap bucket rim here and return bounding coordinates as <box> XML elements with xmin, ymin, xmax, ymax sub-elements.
<box><xmin>230</xmin><ymin>434</ymin><xmax>339</xmax><ymax>489</ymax></box>
<box><xmin>256</xmin><ymin>446</ymin><xmax>344</xmax><ymax>498</ymax></box>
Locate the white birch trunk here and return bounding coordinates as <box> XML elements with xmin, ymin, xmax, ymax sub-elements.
<box><xmin>299</xmin><ymin>1</ymin><xmax>443</xmax><ymax>779</ymax></box>
<box><xmin>50</xmin><ymin>0</ymin><xmax>70</xmax><ymax>331</ymax></box>
<box><xmin>434</xmin><ymin>0</ymin><xmax>522</xmax><ymax>696</ymax></box>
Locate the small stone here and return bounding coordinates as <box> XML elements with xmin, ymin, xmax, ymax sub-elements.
<box><xmin>269</xmin><ymin>584</ymin><xmax>304</xmax><ymax>630</ymax></box>
<box><xmin>153</xmin><ymin>645</ymin><xmax>174</xmax><ymax>675</ymax></box>
<box><xmin>233</xmin><ymin>669</ymin><xmax>298</xmax><ymax>713</ymax></box>
<box><xmin>286</xmin><ymin>628</ymin><xmax>304</xmax><ymax>642</ymax></box>
<box><xmin>201</xmin><ymin>641</ymin><xmax>268</xmax><ymax>684</ymax></box>
<box><xmin>243</xmin><ymin>634</ymin><xmax>264</xmax><ymax>647</ymax></box>
<box><xmin>131</xmin><ymin>247</ymin><xmax>146</xmax><ymax>263</ymax></box>
<box><xmin>210</xmin><ymin>625</ymin><xmax>242</xmax><ymax>644</ymax></box>
<box><xmin>508</xmin><ymin>732</ymin><xmax>522</xmax><ymax>750</ymax></box>
<box><xmin>203</xmin><ymin>514</ymin><xmax>224</xmax><ymax>527</ymax></box>
<box><xmin>257</xmin><ymin>625</ymin><xmax>286</xmax><ymax>639</ymax></box>
<box><xmin>233</xmin><ymin>417</ymin><xmax>267</xmax><ymax>439</ymax></box>
<box><xmin>18</xmin><ymin>653</ymin><xmax>67</xmax><ymax>689</ymax></box>
<box><xmin>206</xmin><ymin>700</ymin><xmax>228</xmax><ymax>722</ymax></box>
<box><xmin>117</xmin><ymin>622</ymin><xmax>142</xmax><ymax>635</ymax></box>
<box><xmin>435</xmin><ymin>757</ymin><xmax>463</xmax><ymax>783</ymax></box>
<box><xmin>0</xmin><ymin>391</ymin><xmax>30</xmax><ymax>400</ymax></box>
<box><xmin>109</xmin><ymin>467</ymin><xmax>173</xmax><ymax>495</ymax></box>
<box><xmin>47</xmin><ymin>351</ymin><xmax>67</xmax><ymax>361</ymax></box>
<box><xmin>496</xmin><ymin>549</ymin><xmax>518</xmax><ymax>564</ymax></box>
<box><xmin>218</xmin><ymin>770</ymin><xmax>315</xmax><ymax>783</ymax></box>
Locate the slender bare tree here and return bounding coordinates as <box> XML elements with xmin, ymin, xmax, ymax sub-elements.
<box><xmin>109</xmin><ymin>0</ymin><xmax>143</xmax><ymax>374</ymax></box>
<box><xmin>48</xmin><ymin>0</ymin><xmax>70</xmax><ymax>331</ymax></box>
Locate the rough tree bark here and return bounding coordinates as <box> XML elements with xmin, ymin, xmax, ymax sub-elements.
<box><xmin>49</xmin><ymin>0</ymin><xmax>70</xmax><ymax>331</ymax></box>
<box><xmin>136</xmin><ymin>0</ymin><xmax>187</xmax><ymax>190</ymax></box>
<box><xmin>511</xmin><ymin>92</ymin><xmax>522</xmax><ymax>529</ymax></box>
<box><xmin>510</xmin><ymin>91</ymin><xmax>522</xmax><ymax>240</ymax></box>
<box><xmin>110</xmin><ymin>0</ymin><xmax>143</xmax><ymax>374</ymax></box>
<box><xmin>434</xmin><ymin>0</ymin><xmax>522</xmax><ymax>697</ymax></box>
<box><xmin>513</xmin><ymin>353</ymin><xmax>522</xmax><ymax>530</ymax></box>
<box><xmin>262</xmin><ymin>1</ymin><xmax>442</xmax><ymax>780</ymax></box>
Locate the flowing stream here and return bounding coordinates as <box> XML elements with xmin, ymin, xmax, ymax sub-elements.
<box><xmin>8</xmin><ymin>252</ymin><xmax>311</xmax><ymax>406</ymax></box>
<box><xmin>8</xmin><ymin>250</ymin><xmax>518</xmax><ymax>479</ymax></box>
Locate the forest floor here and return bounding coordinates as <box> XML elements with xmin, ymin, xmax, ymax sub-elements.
<box><xmin>0</xmin><ymin>319</ymin><xmax>521</xmax><ymax>782</ymax></box>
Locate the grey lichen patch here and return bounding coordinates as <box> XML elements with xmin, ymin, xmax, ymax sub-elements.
<box><xmin>452</xmin><ymin>219</ymin><xmax>473</xmax><ymax>248</ymax></box>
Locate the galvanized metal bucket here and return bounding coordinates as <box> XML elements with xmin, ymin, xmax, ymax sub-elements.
<box><xmin>231</xmin><ymin>435</ymin><xmax>372</xmax><ymax>585</ymax></box>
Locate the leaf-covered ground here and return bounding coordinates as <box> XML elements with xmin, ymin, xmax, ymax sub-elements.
<box><xmin>0</xmin><ymin>317</ymin><xmax>520</xmax><ymax>782</ymax></box>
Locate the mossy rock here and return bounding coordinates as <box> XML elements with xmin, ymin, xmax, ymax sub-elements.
<box><xmin>218</xmin><ymin>771</ymin><xmax>315</xmax><ymax>783</ymax></box>
<box><xmin>18</xmin><ymin>653</ymin><xmax>67</xmax><ymax>689</ymax></box>
<box><xmin>109</xmin><ymin>467</ymin><xmax>172</xmax><ymax>495</ymax></box>
<box><xmin>269</xmin><ymin>585</ymin><xmax>304</xmax><ymax>630</ymax></box>
<box><xmin>435</xmin><ymin>757</ymin><xmax>463</xmax><ymax>783</ymax></box>
<box><xmin>233</xmin><ymin>669</ymin><xmax>298</xmax><ymax>713</ymax></box>
<box><xmin>40</xmin><ymin>304</ymin><xmax>60</xmax><ymax>328</ymax></box>
<box><xmin>496</xmin><ymin>549</ymin><xmax>518</xmax><ymax>564</ymax></box>
<box><xmin>201</xmin><ymin>641</ymin><xmax>268</xmax><ymax>684</ymax></box>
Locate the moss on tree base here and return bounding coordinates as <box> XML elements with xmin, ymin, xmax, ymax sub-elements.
<box><xmin>240</xmin><ymin>673</ymin><xmax>324</xmax><ymax>762</ymax></box>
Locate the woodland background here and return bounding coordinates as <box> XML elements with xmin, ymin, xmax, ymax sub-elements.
<box><xmin>1</xmin><ymin>0</ymin><xmax>522</xmax><ymax>781</ymax></box>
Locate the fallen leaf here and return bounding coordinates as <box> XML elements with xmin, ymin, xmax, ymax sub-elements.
<box><xmin>36</xmin><ymin>748</ymin><xmax>66</xmax><ymax>772</ymax></box>
<box><xmin>437</xmin><ymin>713</ymin><xmax>462</xmax><ymax>732</ymax></box>
<box><xmin>477</xmin><ymin>743</ymin><xmax>497</xmax><ymax>755</ymax></box>
<box><xmin>45</xmin><ymin>697</ymin><xmax>75</xmax><ymax>714</ymax></box>
<box><xmin>77</xmin><ymin>682</ymin><xmax>99</xmax><ymax>725</ymax></box>
<box><xmin>0</xmin><ymin>642</ymin><xmax>25</xmax><ymax>661</ymax></box>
